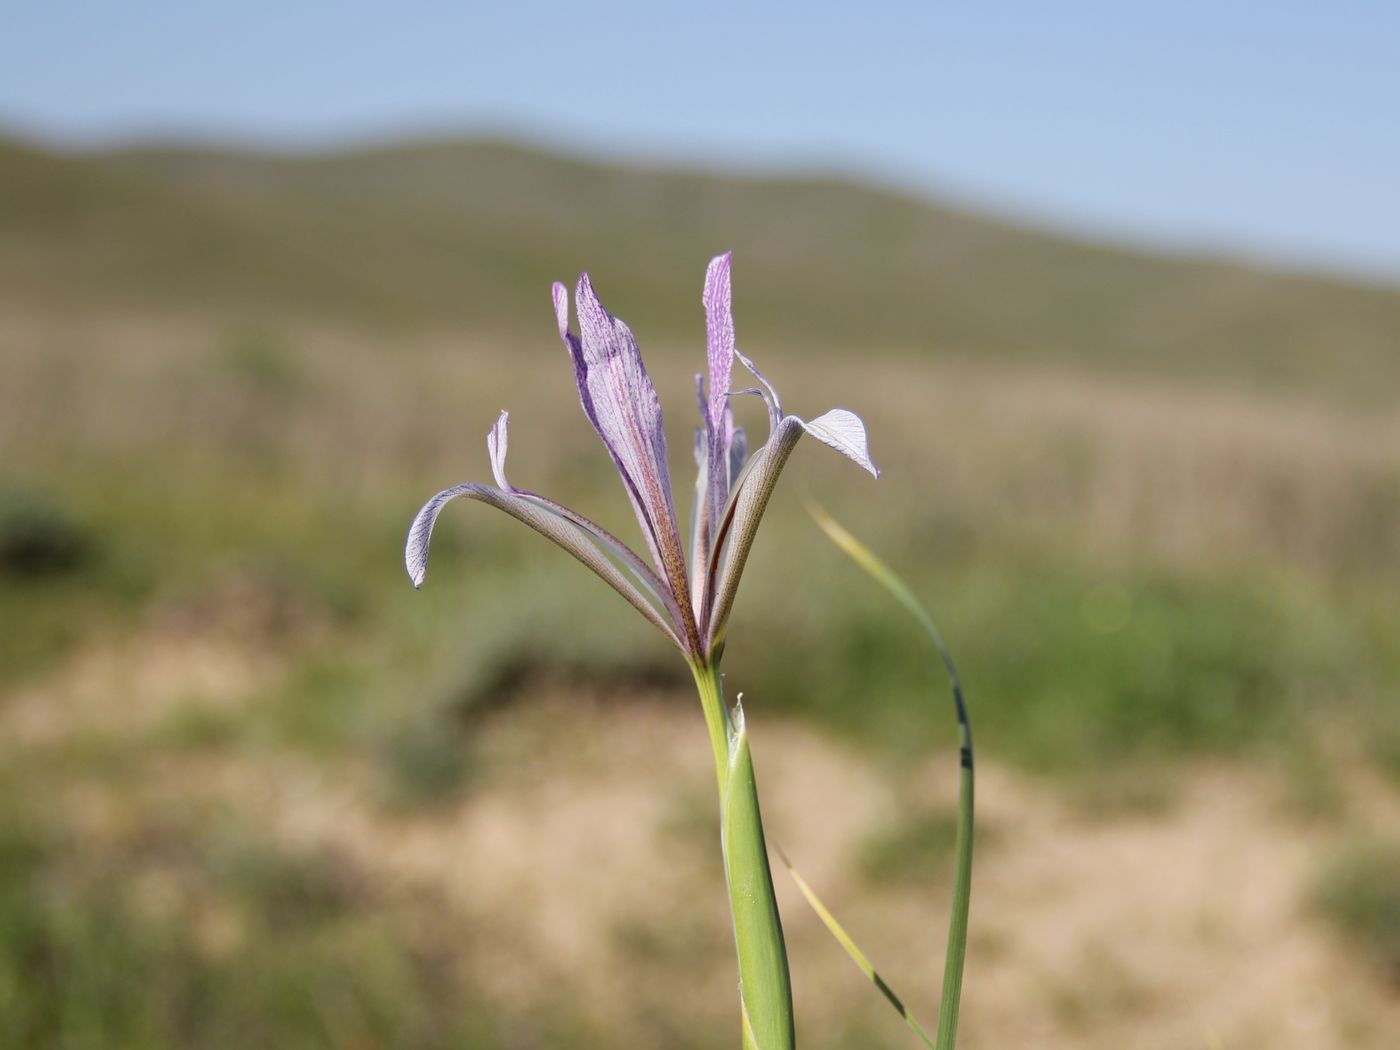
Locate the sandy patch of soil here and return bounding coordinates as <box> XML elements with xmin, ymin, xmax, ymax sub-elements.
<box><xmin>0</xmin><ymin>572</ymin><xmax>326</xmax><ymax>746</ymax></box>
<box><xmin>100</xmin><ymin>689</ymin><xmax>1400</xmax><ymax>1050</ymax></box>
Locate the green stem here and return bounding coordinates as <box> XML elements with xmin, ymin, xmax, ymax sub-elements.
<box><xmin>691</xmin><ymin>659</ymin><xmax>732</xmax><ymax>789</ymax></box>
<box><xmin>691</xmin><ymin>660</ymin><xmax>795</xmax><ymax>1050</ymax></box>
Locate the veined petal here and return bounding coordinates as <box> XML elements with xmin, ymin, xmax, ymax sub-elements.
<box><xmin>479</xmin><ymin>408</ymin><xmax>687</xmax><ymax>635</ymax></box>
<box><xmin>800</xmin><ymin>409</ymin><xmax>880</xmax><ymax>478</ymax></box>
<box><xmin>514</xmin><ymin>488</ymin><xmax>689</xmax><ymax>634</ymax></box>
<box><xmin>554</xmin><ymin>277</ymin><xmax>698</xmax><ymax>646</ymax></box>
<box><xmin>695</xmin><ymin>253</ymin><xmax>739</xmax><ymax>613</ymax></box>
<box><xmin>703</xmin><ymin>252</ymin><xmax>736</xmax><ymax>432</ymax></box>
<box><xmin>704</xmin><ymin>411</ymin><xmax>878</xmax><ymax>652</ymax></box>
<box><xmin>405</xmin><ymin>482</ymin><xmax>685</xmax><ymax>650</ymax></box>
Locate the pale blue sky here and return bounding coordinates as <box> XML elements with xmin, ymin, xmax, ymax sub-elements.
<box><xmin>3</xmin><ymin>2</ymin><xmax>1398</xmax><ymax>279</ymax></box>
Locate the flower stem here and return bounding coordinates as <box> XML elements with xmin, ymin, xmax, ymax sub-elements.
<box><xmin>691</xmin><ymin>659</ymin><xmax>732</xmax><ymax>789</ymax></box>
<box><xmin>691</xmin><ymin>660</ymin><xmax>795</xmax><ymax>1050</ymax></box>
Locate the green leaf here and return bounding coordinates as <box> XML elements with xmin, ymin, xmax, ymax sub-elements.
<box><xmin>724</xmin><ymin>702</ymin><xmax>795</xmax><ymax>1050</ymax></box>
<box><xmin>798</xmin><ymin>505</ymin><xmax>975</xmax><ymax>1050</ymax></box>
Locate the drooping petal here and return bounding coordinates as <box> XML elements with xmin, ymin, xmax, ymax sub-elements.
<box><xmin>480</xmin><ymin>405</ymin><xmax>687</xmax><ymax>635</ymax></box>
<box><xmin>800</xmin><ymin>409</ymin><xmax>880</xmax><ymax>478</ymax></box>
<box><xmin>405</xmin><ymin>482</ymin><xmax>684</xmax><ymax>650</ymax></box>
<box><xmin>514</xmin><ymin>487</ymin><xmax>689</xmax><ymax>634</ymax></box>
<box><xmin>554</xmin><ymin>277</ymin><xmax>698</xmax><ymax>647</ymax></box>
<box><xmin>703</xmin><ymin>410</ymin><xmax>878</xmax><ymax>653</ymax></box>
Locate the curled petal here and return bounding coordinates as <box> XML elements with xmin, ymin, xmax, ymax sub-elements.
<box><xmin>800</xmin><ymin>409</ymin><xmax>880</xmax><ymax>478</ymax></box>
<box><xmin>735</xmin><ymin>348</ymin><xmax>783</xmax><ymax>436</ymax></box>
<box><xmin>406</xmin><ymin>483</ymin><xmax>684</xmax><ymax>650</ymax></box>
<box><xmin>487</xmin><ymin>411</ymin><xmax>510</xmax><ymax>489</ymax></box>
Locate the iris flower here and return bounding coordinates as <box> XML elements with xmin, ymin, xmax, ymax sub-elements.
<box><xmin>406</xmin><ymin>252</ymin><xmax>877</xmax><ymax>661</ymax></box>
<box><xmin>405</xmin><ymin>253</ymin><xmax>877</xmax><ymax>1050</ymax></box>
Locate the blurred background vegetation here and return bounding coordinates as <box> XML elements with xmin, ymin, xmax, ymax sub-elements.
<box><xmin>1</xmin><ymin>130</ymin><xmax>1398</xmax><ymax>1048</ymax></box>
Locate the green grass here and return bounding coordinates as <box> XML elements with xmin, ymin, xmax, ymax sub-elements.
<box><xmin>0</xmin><ymin>808</ymin><xmax>509</xmax><ymax>1050</ymax></box>
<box><xmin>1312</xmin><ymin>840</ymin><xmax>1400</xmax><ymax>985</ymax></box>
<box><xmin>858</xmin><ymin>808</ymin><xmax>962</xmax><ymax>888</ymax></box>
<box><xmin>730</xmin><ymin>547</ymin><xmax>1396</xmax><ymax>776</ymax></box>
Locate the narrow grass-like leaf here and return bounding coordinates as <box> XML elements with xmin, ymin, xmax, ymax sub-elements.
<box><xmin>806</xmin><ymin>505</ymin><xmax>975</xmax><ymax>1050</ymax></box>
<box><xmin>774</xmin><ymin>844</ymin><xmax>937</xmax><ymax>1049</ymax></box>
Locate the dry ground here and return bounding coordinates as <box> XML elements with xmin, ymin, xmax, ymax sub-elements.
<box><xmin>6</xmin><ymin>615</ymin><xmax>1400</xmax><ymax>1050</ymax></box>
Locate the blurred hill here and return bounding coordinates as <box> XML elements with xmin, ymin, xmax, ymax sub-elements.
<box><xmin>3</xmin><ymin>133</ymin><xmax>1398</xmax><ymax>395</ymax></box>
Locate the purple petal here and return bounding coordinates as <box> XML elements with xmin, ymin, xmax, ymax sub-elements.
<box><xmin>694</xmin><ymin>254</ymin><xmax>741</xmax><ymax>592</ymax></box>
<box><xmin>487</xmin><ymin>410</ymin><xmax>510</xmax><ymax>489</ymax></box>
<box><xmin>703</xmin><ymin>252</ymin><xmax>735</xmax><ymax>432</ymax></box>
<box><xmin>554</xmin><ymin>275</ymin><xmax>697</xmax><ymax>645</ymax></box>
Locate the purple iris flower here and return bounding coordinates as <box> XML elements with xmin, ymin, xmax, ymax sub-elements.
<box><xmin>406</xmin><ymin>252</ymin><xmax>878</xmax><ymax>662</ymax></box>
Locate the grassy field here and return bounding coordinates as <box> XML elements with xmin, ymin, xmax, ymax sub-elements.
<box><xmin>2</xmin><ymin>133</ymin><xmax>1399</xmax><ymax>1048</ymax></box>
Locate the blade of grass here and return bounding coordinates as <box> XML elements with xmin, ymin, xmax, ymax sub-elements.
<box><xmin>774</xmin><ymin>843</ymin><xmax>937</xmax><ymax>1049</ymax></box>
<box><xmin>806</xmin><ymin>505</ymin><xmax>975</xmax><ymax>1050</ymax></box>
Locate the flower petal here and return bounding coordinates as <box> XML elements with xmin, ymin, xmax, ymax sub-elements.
<box><xmin>405</xmin><ymin>482</ymin><xmax>684</xmax><ymax>650</ymax></box>
<box><xmin>693</xmin><ymin>253</ymin><xmax>742</xmax><ymax>613</ymax></box>
<box><xmin>704</xmin><ymin>417</ymin><xmax>804</xmax><ymax>652</ymax></box>
<box><xmin>703</xmin><ymin>252</ymin><xmax>735</xmax><ymax>433</ymax></box>
<box><xmin>800</xmin><ymin>409</ymin><xmax>880</xmax><ymax>478</ymax></box>
<box><xmin>735</xmin><ymin>348</ymin><xmax>783</xmax><ymax>436</ymax></box>
<box><xmin>487</xmin><ymin>410</ymin><xmax>510</xmax><ymax>489</ymax></box>
<box><xmin>555</xmin><ymin>277</ymin><xmax>698</xmax><ymax>647</ymax></box>
<box><xmin>703</xmin><ymin>411</ymin><xmax>877</xmax><ymax>652</ymax></box>
<box><xmin>728</xmin><ymin>424</ymin><xmax>748</xmax><ymax>487</ymax></box>
<box><xmin>477</xmin><ymin>406</ymin><xmax>687</xmax><ymax>636</ymax></box>
<box><xmin>514</xmin><ymin>488</ymin><xmax>688</xmax><ymax>634</ymax></box>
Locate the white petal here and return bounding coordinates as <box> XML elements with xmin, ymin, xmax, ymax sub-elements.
<box><xmin>487</xmin><ymin>410</ymin><xmax>510</xmax><ymax>490</ymax></box>
<box><xmin>800</xmin><ymin>409</ymin><xmax>880</xmax><ymax>478</ymax></box>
